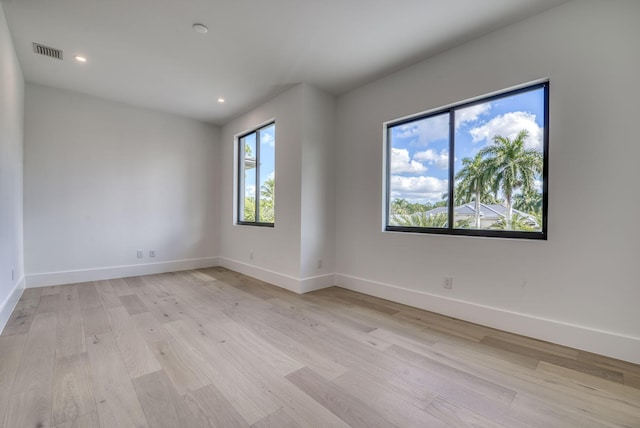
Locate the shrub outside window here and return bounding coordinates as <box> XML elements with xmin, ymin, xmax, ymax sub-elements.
<box><xmin>238</xmin><ymin>122</ymin><xmax>275</xmax><ymax>226</ymax></box>
<box><xmin>385</xmin><ymin>82</ymin><xmax>548</xmax><ymax>239</ymax></box>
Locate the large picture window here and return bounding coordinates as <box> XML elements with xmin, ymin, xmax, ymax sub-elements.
<box><xmin>238</xmin><ymin>122</ymin><xmax>275</xmax><ymax>226</ymax></box>
<box><xmin>385</xmin><ymin>82</ymin><xmax>548</xmax><ymax>239</ymax></box>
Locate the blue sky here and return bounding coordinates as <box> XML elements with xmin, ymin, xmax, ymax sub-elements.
<box><xmin>243</xmin><ymin>123</ymin><xmax>275</xmax><ymax>199</ymax></box>
<box><xmin>389</xmin><ymin>87</ymin><xmax>545</xmax><ymax>204</ymax></box>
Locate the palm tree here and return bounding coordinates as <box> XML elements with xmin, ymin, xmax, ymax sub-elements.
<box><xmin>454</xmin><ymin>153</ymin><xmax>492</xmax><ymax>228</ymax></box>
<box><xmin>260</xmin><ymin>177</ymin><xmax>274</xmax><ymax>202</ymax></box>
<box><xmin>479</xmin><ymin>130</ymin><xmax>543</xmax><ymax>229</ymax></box>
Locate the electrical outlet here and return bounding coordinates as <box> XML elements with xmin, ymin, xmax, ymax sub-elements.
<box><xmin>317</xmin><ymin>259</ymin><xmax>323</xmax><ymax>269</ymax></box>
<box><xmin>249</xmin><ymin>251</ymin><xmax>254</xmax><ymax>260</ymax></box>
<box><xmin>149</xmin><ymin>249</ymin><xmax>156</xmax><ymax>258</ymax></box>
<box><xmin>137</xmin><ymin>250</ymin><xmax>144</xmax><ymax>259</ymax></box>
<box><xmin>443</xmin><ymin>276</ymin><xmax>453</xmax><ymax>289</ymax></box>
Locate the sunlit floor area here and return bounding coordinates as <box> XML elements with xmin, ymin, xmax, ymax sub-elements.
<box><xmin>1</xmin><ymin>267</ymin><xmax>639</xmax><ymax>427</ymax></box>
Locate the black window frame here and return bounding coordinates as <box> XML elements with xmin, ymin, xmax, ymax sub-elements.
<box><xmin>237</xmin><ymin>122</ymin><xmax>275</xmax><ymax>227</ymax></box>
<box><xmin>385</xmin><ymin>82</ymin><xmax>549</xmax><ymax>240</ymax></box>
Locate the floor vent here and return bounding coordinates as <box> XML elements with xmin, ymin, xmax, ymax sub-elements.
<box><xmin>32</xmin><ymin>43</ymin><xmax>63</xmax><ymax>60</ymax></box>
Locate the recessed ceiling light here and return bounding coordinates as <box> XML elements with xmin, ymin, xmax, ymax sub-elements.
<box><xmin>217</xmin><ymin>98</ymin><xmax>225</xmax><ymax>103</ymax></box>
<box><xmin>74</xmin><ymin>55</ymin><xmax>87</xmax><ymax>63</ymax></box>
<box><xmin>192</xmin><ymin>23</ymin><xmax>208</xmax><ymax>34</ymax></box>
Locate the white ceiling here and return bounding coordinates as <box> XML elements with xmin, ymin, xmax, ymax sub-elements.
<box><xmin>3</xmin><ymin>0</ymin><xmax>568</xmax><ymax>124</ymax></box>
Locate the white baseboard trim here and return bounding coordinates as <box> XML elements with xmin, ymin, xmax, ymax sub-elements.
<box><xmin>335</xmin><ymin>273</ymin><xmax>640</xmax><ymax>365</ymax></box>
<box><xmin>218</xmin><ymin>257</ymin><xmax>335</xmax><ymax>294</ymax></box>
<box><xmin>299</xmin><ymin>273</ymin><xmax>337</xmax><ymax>293</ymax></box>
<box><xmin>218</xmin><ymin>258</ymin><xmax>301</xmax><ymax>292</ymax></box>
<box><xmin>25</xmin><ymin>257</ymin><xmax>220</xmax><ymax>288</ymax></box>
<box><xmin>0</xmin><ymin>275</ymin><xmax>25</xmax><ymax>334</ymax></box>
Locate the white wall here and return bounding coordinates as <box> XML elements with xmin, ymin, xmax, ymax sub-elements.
<box><xmin>219</xmin><ymin>84</ymin><xmax>336</xmax><ymax>292</ymax></box>
<box><xmin>24</xmin><ymin>84</ymin><xmax>221</xmax><ymax>286</ymax></box>
<box><xmin>0</xmin><ymin>4</ymin><xmax>25</xmax><ymax>331</ymax></box>
<box><xmin>334</xmin><ymin>0</ymin><xmax>640</xmax><ymax>363</ymax></box>
<box><xmin>299</xmin><ymin>85</ymin><xmax>336</xmax><ymax>284</ymax></box>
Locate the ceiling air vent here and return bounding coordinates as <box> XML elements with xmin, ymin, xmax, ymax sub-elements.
<box><xmin>32</xmin><ymin>43</ymin><xmax>63</xmax><ymax>60</ymax></box>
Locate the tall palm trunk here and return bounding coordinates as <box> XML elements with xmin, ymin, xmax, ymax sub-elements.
<box><xmin>474</xmin><ymin>188</ymin><xmax>481</xmax><ymax>229</ymax></box>
<box><xmin>505</xmin><ymin>195</ymin><xmax>513</xmax><ymax>229</ymax></box>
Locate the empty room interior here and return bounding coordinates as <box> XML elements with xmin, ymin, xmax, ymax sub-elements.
<box><xmin>1</xmin><ymin>0</ymin><xmax>639</xmax><ymax>427</ymax></box>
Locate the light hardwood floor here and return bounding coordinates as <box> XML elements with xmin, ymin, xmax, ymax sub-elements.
<box><xmin>1</xmin><ymin>267</ymin><xmax>639</xmax><ymax>427</ymax></box>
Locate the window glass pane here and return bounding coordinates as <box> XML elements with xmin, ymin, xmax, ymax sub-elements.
<box><xmin>453</xmin><ymin>88</ymin><xmax>545</xmax><ymax>232</ymax></box>
<box><xmin>388</xmin><ymin>113</ymin><xmax>450</xmax><ymax>228</ymax></box>
<box><xmin>241</xmin><ymin>133</ymin><xmax>257</xmax><ymax>222</ymax></box>
<box><xmin>237</xmin><ymin>122</ymin><xmax>275</xmax><ymax>226</ymax></box>
<box><xmin>258</xmin><ymin>124</ymin><xmax>275</xmax><ymax>223</ymax></box>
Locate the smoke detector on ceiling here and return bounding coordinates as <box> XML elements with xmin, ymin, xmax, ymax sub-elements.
<box><xmin>32</xmin><ymin>42</ymin><xmax>63</xmax><ymax>60</ymax></box>
<box><xmin>192</xmin><ymin>23</ymin><xmax>208</xmax><ymax>34</ymax></box>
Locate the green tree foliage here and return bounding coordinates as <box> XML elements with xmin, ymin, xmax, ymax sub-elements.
<box><xmin>513</xmin><ymin>189</ymin><xmax>542</xmax><ymax>214</ymax></box>
<box><xmin>243</xmin><ymin>178</ymin><xmax>275</xmax><ymax>223</ymax></box>
<box><xmin>390</xmin><ymin>198</ymin><xmax>446</xmax><ymax>217</ymax></box>
<box><xmin>395</xmin><ymin>212</ymin><xmax>449</xmax><ymax>228</ymax></box>
<box><xmin>490</xmin><ymin>213</ymin><xmax>538</xmax><ymax>231</ymax></box>
<box><xmin>243</xmin><ymin>196</ymin><xmax>255</xmax><ymax>221</ymax></box>
<box><xmin>394</xmin><ymin>212</ymin><xmax>472</xmax><ymax>228</ymax></box>
<box><xmin>259</xmin><ymin>177</ymin><xmax>275</xmax><ymax>223</ymax></box>
<box><xmin>479</xmin><ymin>193</ymin><xmax>503</xmax><ymax>205</ymax></box>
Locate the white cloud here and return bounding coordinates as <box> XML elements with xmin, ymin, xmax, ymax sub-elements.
<box><xmin>395</xmin><ymin>124</ymin><xmax>418</xmax><ymax>138</ymax></box>
<box><xmin>261</xmin><ymin>132</ymin><xmax>275</xmax><ymax>147</ymax></box>
<box><xmin>469</xmin><ymin>111</ymin><xmax>543</xmax><ymax>150</ymax></box>
<box><xmin>390</xmin><ymin>148</ymin><xmax>426</xmax><ymax>174</ymax></box>
<box><xmin>455</xmin><ymin>102</ymin><xmax>491</xmax><ymax>128</ymax></box>
<box><xmin>245</xmin><ymin>185</ymin><xmax>256</xmax><ymax>198</ymax></box>
<box><xmin>414</xmin><ymin>149</ymin><xmax>449</xmax><ymax>170</ymax></box>
<box><xmin>390</xmin><ymin>175</ymin><xmax>448</xmax><ymax>203</ymax></box>
<box><xmin>395</xmin><ymin>113</ymin><xmax>449</xmax><ymax>146</ymax></box>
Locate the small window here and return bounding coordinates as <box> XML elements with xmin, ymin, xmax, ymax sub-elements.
<box><xmin>238</xmin><ymin>122</ymin><xmax>275</xmax><ymax>226</ymax></box>
<box><xmin>385</xmin><ymin>82</ymin><xmax>548</xmax><ymax>239</ymax></box>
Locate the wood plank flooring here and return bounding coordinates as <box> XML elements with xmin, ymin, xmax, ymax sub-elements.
<box><xmin>1</xmin><ymin>267</ymin><xmax>639</xmax><ymax>427</ymax></box>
